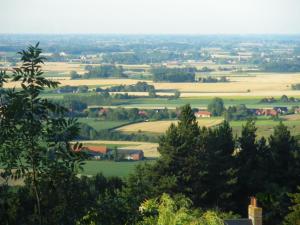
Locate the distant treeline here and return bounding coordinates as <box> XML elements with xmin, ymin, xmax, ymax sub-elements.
<box><xmin>96</xmin><ymin>82</ymin><xmax>155</xmax><ymax>92</ymax></box>
<box><xmin>198</xmin><ymin>76</ymin><xmax>229</xmax><ymax>83</ymax></box>
<box><xmin>94</xmin><ymin>107</ymin><xmax>178</xmax><ymax>121</ymax></box>
<box><xmin>260</xmin><ymin>95</ymin><xmax>300</xmax><ymax>103</ymax></box>
<box><xmin>262</xmin><ymin>60</ymin><xmax>300</xmax><ymax>72</ymax></box>
<box><xmin>71</xmin><ymin>65</ymin><xmax>126</xmax><ymax>79</ymax></box>
<box><xmin>55</xmin><ymin>82</ymin><xmax>155</xmax><ymax>94</ymax></box>
<box><xmin>61</xmin><ymin>92</ymin><xmax>132</xmax><ymax>107</ymax></box>
<box><xmin>151</xmin><ymin>66</ymin><xmax>196</xmax><ymax>82</ymax></box>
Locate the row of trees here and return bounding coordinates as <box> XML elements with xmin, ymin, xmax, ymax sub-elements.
<box><xmin>224</xmin><ymin>104</ymin><xmax>255</xmax><ymax>121</ymax></box>
<box><xmin>54</xmin><ymin>82</ymin><xmax>155</xmax><ymax>94</ymax></box>
<box><xmin>71</xmin><ymin>65</ymin><xmax>126</xmax><ymax>79</ymax></box>
<box><xmin>93</xmin><ymin>107</ymin><xmax>178</xmax><ymax>121</ymax></box>
<box><xmin>260</xmin><ymin>95</ymin><xmax>300</xmax><ymax>103</ymax></box>
<box><xmin>61</xmin><ymin>92</ymin><xmax>133</xmax><ymax>107</ymax></box>
<box><xmin>262</xmin><ymin>60</ymin><xmax>300</xmax><ymax>72</ymax></box>
<box><xmin>95</xmin><ymin>81</ymin><xmax>155</xmax><ymax>92</ymax></box>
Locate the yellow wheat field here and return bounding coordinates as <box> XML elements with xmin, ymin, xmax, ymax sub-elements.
<box><xmin>117</xmin><ymin>118</ymin><xmax>223</xmax><ymax>134</ymax></box>
<box><xmin>4</xmin><ymin>61</ymin><xmax>300</xmax><ymax>97</ymax></box>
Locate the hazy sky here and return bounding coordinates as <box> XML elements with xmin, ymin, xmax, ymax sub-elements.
<box><xmin>0</xmin><ymin>0</ymin><xmax>299</xmax><ymax>34</ymax></box>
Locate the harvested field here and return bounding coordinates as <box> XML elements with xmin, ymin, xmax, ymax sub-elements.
<box><xmin>43</xmin><ymin>62</ymin><xmax>86</xmax><ymax>75</ymax></box>
<box><xmin>80</xmin><ymin>140</ymin><xmax>159</xmax><ymax>158</ymax></box>
<box><xmin>117</xmin><ymin>118</ymin><xmax>223</xmax><ymax>134</ymax></box>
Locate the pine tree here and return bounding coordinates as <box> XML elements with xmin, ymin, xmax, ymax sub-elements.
<box><xmin>284</xmin><ymin>187</ymin><xmax>300</xmax><ymax>225</ymax></box>
<box><xmin>156</xmin><ymin>104</ymin><xmax>201</xmax><ymax>195</ymax></box>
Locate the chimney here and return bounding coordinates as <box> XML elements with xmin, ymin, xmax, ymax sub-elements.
<box><xmin>248</xmin><ymin>197</ymin><xmax>262</xmax><ymax>225</ymax></box>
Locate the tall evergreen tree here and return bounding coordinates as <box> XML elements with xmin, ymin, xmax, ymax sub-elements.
<box><xmin>268</xmin><ymin>122</ymin><xmax>300</xmax><ymax>187</ymax></box>
<box><xmin>156</xmin><ymin>104</ymin><xmax>201</xmax><ymax>195</ymax></box>
<box><xmin>202</xmin><ymin>121</ymin><xmax>237</xmax><ymax>210</ymax></box>
<box><xmin>235</xmin><ymin>120</ymin><xmax>268</xmax><ymax>214</ymax></box>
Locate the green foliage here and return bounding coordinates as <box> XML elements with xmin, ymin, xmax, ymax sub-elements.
<box><xmin>284</xmin><ymin>187</ymin><xmax>300</xmax><ymax>225</ymax></box>
<box><xmin>0</xmin><ymin>43</ymin><xmax>84</xmax><ymax>224</ymax></box>
<box><xmin>174</xmin><ymin>90</ymin><xmax>181</xmax><ymax>99</ymax></box>
<box><xmin>96</xmin><ymin>82</ymin><xmax>155</xmax><ymax>92</ymax></box>
<box><xmin>151</xmin><ymin>66</ymin><xmax>196</xmax><ymax>82</ymax></box>
<box><xmin>224</xmin><ymin>104</ymin><xmax>255</xmax><ymax>121</ymax></box>
<box><xmin>1</xmin><ymin>173</ymin><xmax>126</xmax><ymax>225</ymax></box>
<box><xmin>70</xmin><ymin>70</ymin><xmax>81</xmax><ymax>79</ymax></box>
<box><xmin>208</xmin><ymin>97</ymin><xmax>225</xmax><ymax>116</ymax></box>
<box><xmin>130</xmin><ymin>105</ymin><xmax>236</xmax><ymax>210</ymax></box>
<box><xmin>138</xmin><ymin>193</ymin><xmax>225</xmax><ymax>225</ymax></box>
<box><xmin>148</xmin><ymin>88</ymin><xmax>156</xmax><ymax>97</ymax></box>
<box><xmin>262</xmin><ymin>60</ymin><xmax>300</xmax><ymax>72</ymax></box>
<box><xmin>83</xmin><ymin>65</ymin><xmax>126</xmax><ymax>79</ymax></box>
<box><xmin>126</xmin><ymin>107</ymin><xmax>300</xmax><ymax>225</ymax></box>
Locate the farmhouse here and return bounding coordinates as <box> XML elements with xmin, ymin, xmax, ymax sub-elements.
<box><xmin>83</xmin><ymin>146</ymin><xmax>108</xmax><ymax>159</ymax></box>
<box><xmin>224</xmin><ymin>197</ymin><xmax>262</xmax><ymax>225</ymax></box>
<box><xmin>138</xmin><ymin>110</ymin><xmax>148</xmax><ymax>117</ymax></box>
<box><xmin>118</xmin><ymin>149</ymin><xmax>144</xmax><ymax>161</ymax></box>
<box><xmin>255</xmin><ymin>108</ymin><xmax>278</xmax><ymax>116</ymax></box>
<box><xmin>99</xmin><ymin>108</ymin><xmax>109</xmax><ymax>115</ymax></box>
<box><xmin>85</xmin><ymin>146</ymin><xmax>108</xmax><ymax>154</ymax></box>
<box><xmin>194</xmin><ymin>110</ymin><xmax>212</xmax><ymax>118</ymax></box>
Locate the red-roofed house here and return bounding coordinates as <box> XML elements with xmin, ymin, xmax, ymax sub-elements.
<box><xmin>138</xmin><ymin>110</ymin><xmax>148</xmax><ymax>117</ymax></box>
<box><xmin>119</xmin><ymin>149</ymin><xmax>144</xmax><ymax>161</ymax></box>
<box><xmin>85</xmin><ymin>146</ymin><xmax>108</xmax><ymax>154</ymax></box>
<box><xmin>195</xmin><ymin>111</ymin><xmax>212</xmax><ymax>118</ymax></box>
<box><xmin>256</xmin><ymin>108</ymin><xmax>278</xmax><ymax>116</ymax></box>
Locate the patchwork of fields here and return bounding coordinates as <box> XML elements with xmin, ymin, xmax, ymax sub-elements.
<box><xmin>4</xmin><ymin>62</ymin><xmax>300</xmax><ymax>178</ymax></box>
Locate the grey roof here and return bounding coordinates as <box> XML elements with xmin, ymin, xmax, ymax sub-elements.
<box><xmin>224</xmin><ymin>219</ymin><xmax>253</xmax><ymax>225</ymax></box>
<box><xmin>118</xmin><ymin>149</ymin><xmax>143</xmax><ymax>155</ymax></box>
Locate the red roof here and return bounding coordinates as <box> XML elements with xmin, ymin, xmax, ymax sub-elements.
<box><xmin>195</xmin><ymin>111</ymin><xmax>211</xmax><ymax>116</ymax></box>
<box><xmin>138</xmin><ymin>110</ymin><xmax>148</xmax><ymax>116</ymax></box>
<box><xmin>85</xmin><ymin>146</ymin><xmax>108</xmax><ymax>154</ymax></box>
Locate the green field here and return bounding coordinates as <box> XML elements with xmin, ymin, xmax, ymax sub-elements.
<box><xmin>41</xmin><ymin>89</ymin><xmax>300</xmax><ymax>109</ymax></box>
<box><xmin>78</xmin><ymin>118</ymin><xmax>130</xmax><ymax>130</ymax></box>
<box><xmin>81</xmin><ymin>160</ymin><xmax>155</xmax><ymax>177</ymax></box>
<box><xmin>231</xmin><ymin>119</ymin><xmax>300</xmax><ymax>138</ymax></box>
<box><xmin>122</xmin><ymin>97</ymin><xmax>300</xmax><ymax>109</ymax></box>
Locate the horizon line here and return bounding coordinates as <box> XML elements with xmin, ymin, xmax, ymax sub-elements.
<box><xmin>0</xmin><ymin>33</ymin><xmax>300</xmax><ymax>36</ymax></box>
